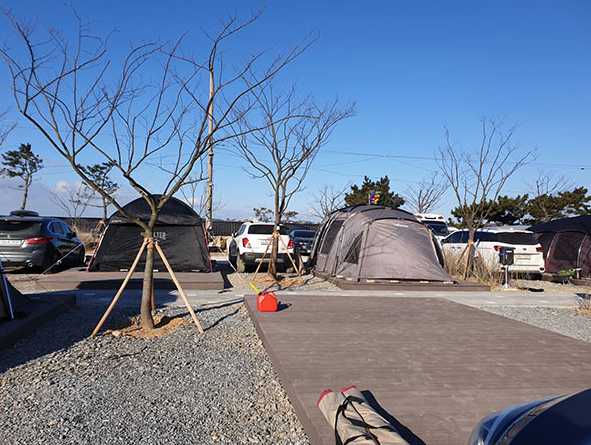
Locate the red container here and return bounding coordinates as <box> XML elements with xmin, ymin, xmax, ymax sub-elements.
<box><xmin>257</xmin><ymin>292</ymin><xmax>278</xmax><ymax>312</ymax></box>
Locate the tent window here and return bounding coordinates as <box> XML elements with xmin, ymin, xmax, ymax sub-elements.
<box><xmin>553</xmin><ymin>232</ymin><xmax>585</xmax><ymax>262</ymax></box>
<box><xmin>320</xmin><ymin>220</ymin><xmax>344</xmax><ymax>254</ymax></box>
<box><xmin>343</xmin><ymin>234</ymin><xmax>363</xmax><ymax>264</ymax></box>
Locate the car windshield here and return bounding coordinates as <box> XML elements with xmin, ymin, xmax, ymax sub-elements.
<box><xmin>292</xmin><ymin>230</ymin><xmax>316</xmax><ymax>238</ymax></box>
<box><xmin>496</xmin><ymin>232</ymin><xmax>538</xmax><ymax>245</ymax></box>
<box><xmin>0</xmin><ymin>220</ymin><xmax>42</xmax><ymax>237</ymax></box>
<box><xmin>424</xmin><ymin>222</ymin><xmax>449</xmax><ymax>237</ymax></box>
<box><xmin>247</xmin><ymin>225</ymin><xmax>289</xmax><ymax>235</ymax></box>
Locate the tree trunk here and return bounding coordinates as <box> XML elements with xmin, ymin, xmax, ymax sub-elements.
<box><xmin>140</xmin><ymin>225</ymin><xmax>156</xmax><ymax>330</ymax></box>
<box><xmin>21</xmin><ymin>176</ymin><xmax>30</xmax><ymax>210</ymax></box>
<box><xmin>269</xmin><ymin>192</ymin><xmax>281</xmax><ymax>278</ymax></box>
<box><xmin>463</xmin><ymin>227</ymin><xmax>476</xmax><ymax>280</ymax></box>
<box><xmin>102</xmin><ymin>197</ymin><xmax>108</xmax><ymax>222</ymax></box>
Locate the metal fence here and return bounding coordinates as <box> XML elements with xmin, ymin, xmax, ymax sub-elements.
<box><xmin>55</xmin><ymin>216</ymin><xmax>318</xmax><ymax>237</ymax></box>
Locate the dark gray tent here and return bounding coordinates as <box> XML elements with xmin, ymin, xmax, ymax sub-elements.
<box><xmin>312</xmin><ymin>205</ymin><xmax>451</xmax><ymax>283</ymax></box>
<box><xmin>88</xmin><ymin>196</ymin><xmax>211</xmax><ymax>272</ymax></box>
<box><xmin>529</xmin><ymin>216</ymin><xmax>591</xmax><ymax>277</ymax></box>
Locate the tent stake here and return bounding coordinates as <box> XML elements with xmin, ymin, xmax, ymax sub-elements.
<box><xmin>91</xmin><ymin>238</ymin><xmax>148</xmax><ymax>337</ymax></box>
<box><xmin>154</xmin><ymin>241</ymin><xmax>205</xmax><ymax>334</ymax></box>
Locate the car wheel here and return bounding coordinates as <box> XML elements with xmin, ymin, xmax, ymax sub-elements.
<box><xmin>237</xmin><ymin>255</ymin><xmax>247</xmax><ymax>273</ymax></box>
<box><xmin>40</xmin><ymin>248</ymin><xmax>58</xmax><ymax>273</ymax></box>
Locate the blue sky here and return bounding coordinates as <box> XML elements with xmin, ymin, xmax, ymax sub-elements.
<box><xmin>1</xmin><ymin>0</ymin><xmax>590</xmax><ymax>220</ymax></box>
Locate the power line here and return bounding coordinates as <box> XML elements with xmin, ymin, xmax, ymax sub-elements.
<box><xmin>321</xmin><ymin>148</ymin><xmax>591</xmax><ymax>170</ymax></box>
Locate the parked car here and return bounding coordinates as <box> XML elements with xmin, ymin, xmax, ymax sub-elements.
<box><xmin>468</xmin><ymin>387</ymin><xmax>591</xmax><ymax>444</ymax></box>
<box><xmin>0</xmin><ymin>210</ymin><xmax>85</xmax><ymax>271</ymax></box>
<box><xmin>289</xmin><ymin>229</ymin><xmax>316</xmax><ymax>271</ymax></box>
<box><xmin>227</xmin><ymin>222</ymin><xmax>294</xmax><ymax>273</ymax></box>
<box><xmin>415</xmin><ymin>213</ymin><xmax>450</xmax><ymax>241</ymax></box>
<box><xmin>441</xmin><ymin>226</ymin><xmax>545</xmax><ymax>276</ymax></box>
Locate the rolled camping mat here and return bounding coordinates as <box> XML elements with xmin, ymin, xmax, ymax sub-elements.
<box><xmin>317</xmin><ymin>386</ymin><xmax>409</xmax><ymax>445</ymax></box>
<box><xmin>340</xmin><ymin>386</ymin><xmax>409</xmax><ymax>445</ymax></box>
<box><xmin>318</xmin><ymin>389</ymin><xmax>375</xmax><ymax>445</ymax></box>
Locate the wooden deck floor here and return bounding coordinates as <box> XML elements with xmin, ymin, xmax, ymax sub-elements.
<box><xmin>246</xmin><ymin>295</ymin><xmax>591</xmax><ymax>445</ymax></box>
<box><xmin>12</xmin><ymin>269</ymin><xmax>225</xmax><ymax>291</ymax></box>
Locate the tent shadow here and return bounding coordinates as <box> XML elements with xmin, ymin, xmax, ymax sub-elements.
<box><xmin>361</xmin><ymin>390</ymin><xmax>427</xmax><ymax>445</ymax></box>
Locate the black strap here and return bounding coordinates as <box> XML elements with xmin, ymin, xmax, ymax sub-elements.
<box><xmin>334</xmin><ymin>395</ymin><xmax>393</xmax><ymax>445</ymax></box>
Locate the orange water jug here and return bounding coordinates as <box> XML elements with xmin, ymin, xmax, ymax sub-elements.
<box><xmin>257</xmin><ymin>292</ymin><xmax>278</xmax><ymax>312</ymax></box>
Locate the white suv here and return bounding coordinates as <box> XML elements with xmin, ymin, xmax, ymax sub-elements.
<box><xmin>441</xmin><ymin>226</ymin><xmax>545</xmax><ymax>277</ymax></box>
<box><xmin>227</xmin><ymin>222</ymin><xmax>294</xmax><ymax>272</ymax></box>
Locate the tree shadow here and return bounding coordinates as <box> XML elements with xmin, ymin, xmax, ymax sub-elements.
<box><xmin>0</xmin><ymin>297</ymin><xmax>136</xmax><ymax>373</ymax></box>
<box><xmin>203</xmin><ymin>307</ymin><xmax>240</xmax><ymax>332</ymax></box>
<box><xmin>361</xmin><ymin>390</ymin><xmax>427</xmax><ymax>445</ymax></box>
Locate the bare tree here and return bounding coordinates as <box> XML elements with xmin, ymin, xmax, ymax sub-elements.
<box><xmin>0</xmin><ymin>109</ymin><xmax>16</xmax><ymax>147</ymax></box>
<box><xmin>531</xmin><ymin>171</ymin><xmax>571</xmax><ymax>197</ymax></box>
<box><xmin>310</xmin><ymin>184</ymin><xmax>348</xmax><ymax>220</ymax></box>
<box><xmin>253</xmin><ymin>207</ymin><xmax>273</xmax><ymax>222</ymax></box>
<box><xmin>404</xmin><ymin>173</ymin><xmax>448</xmax><ymax>214</ymax></box>
<box><xmin>179</xmin><ymin>176</ymin><xmax>223</xmax><ymax>217</ymax></box>
<box><xmin>438</xmin><ymin>119</ymin><xmax>535</xmax><ymax>278</ymax></box>
<box><xmin>233</xmin><ymin>85</ymin><xmax>354</xmax><ymax>276</ymax></box>
<box><xmin>49</xmin><ymin>181</ymin><xmax>94</xmax><ymax>233</ymax></box>
<box><xmin>283</xmin><ymin>210</ymin><xmax>298</xmax><ymax>222</ymax></box>
<box><xmin>2</xmin><ymin>12</ymin><xmax>305</xmax><ymax>329</ymax></box>
<box><xmin>79</xmin><ymin>162</ymin><xmax>119</xmax><ymax>223</ymax></box>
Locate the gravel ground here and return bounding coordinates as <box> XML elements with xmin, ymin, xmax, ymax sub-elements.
<box><xmin>480</xmin><ymin>305</ymin><xmax>591</xmax><ymax>343</ymax></box>
<box><xmin>0</xmin><ymin>302</ymin><xmax>309</xmax><ymax>445</ymax></box>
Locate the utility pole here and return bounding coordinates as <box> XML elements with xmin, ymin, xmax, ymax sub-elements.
<box><xmin>206</xmin><ymin>66</ymin><xmax>214</xmax><ymax>231</ymax></box>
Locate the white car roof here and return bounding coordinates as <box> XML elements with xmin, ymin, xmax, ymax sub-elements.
<box><xmin>245</xmin><ymin>221</ymin><xmax>274</xmax><ymax>225</ymax></box>
<box><xmin>479</xmin><ymin>225</ymin><xmax>533</xmax><ymax>233</ymax></box>
<box><xmin>415</xmin><ymin>213</ymin><xmax>446</xmax><ymax>221</ymax></box>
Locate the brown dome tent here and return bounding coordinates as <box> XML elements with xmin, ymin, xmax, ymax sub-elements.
<box><xmin>311</xmin><ymin>205</ymin><xmax>451</xmax><ymax>283</ymax></box>
<box><xmin>529</xmin><ymin>216</ymin><xmax>591</xmax><ymax>278</ymax></box>
<box><xmin>88</xmin><ymin>196</ymin><xmax>211</xmax><ymax>273</ymax></box>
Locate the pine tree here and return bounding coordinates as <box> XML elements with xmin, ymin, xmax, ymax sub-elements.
<box><xmin>344</xmin><ymin>176</ymin><xmax>405</xmax><ymax>208</ymax></box>
<box><xmin>1</xmin><ymin>143</ymin><xmax>43</xmax><ymax>210</ymax></box>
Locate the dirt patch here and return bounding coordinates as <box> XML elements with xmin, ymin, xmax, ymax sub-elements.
<box><xmin>576</xmin><ymin>299</ymin><xmax>591</xmax><ymax>318</ymax></box>
<box><xmin>515</xmin><ymin>278</ymin><xmax>591</xmax><ymax>294</ymax></box>
<box><xmin>248</xmin><ymin>273</ymin><xmax>309</xmax><ymax>292</ymax></box>
<box><xmin>106</xmin><ymin>313</ymin><xmax>188</xmax><ymax>339</ymax></box>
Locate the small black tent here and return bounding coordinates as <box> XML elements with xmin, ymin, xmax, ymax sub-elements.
<box><xmin>529</xmin><ymin>216</ymin><xmax>591</xmax><ymax>277</ymax></box>
<box><xmin>88</xmin><ymin>196</ymin><xmax>211</xmax><ymax>272</ymax></box>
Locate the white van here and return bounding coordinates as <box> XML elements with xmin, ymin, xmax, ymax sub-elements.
<box><xmin>415</xmin><ymin>213</ymin><xmax>450</xmax><ymax>241</ymax></box>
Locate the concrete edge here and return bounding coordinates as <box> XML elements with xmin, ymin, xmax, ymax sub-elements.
<box><xmin>244</xmin><ymin>296</ymin><xmax>322</xmax><ymax>445</ymax></box>
<box><xmin>0</xmin><ymin>294</ymin><xmax>76</xmax><ymax>351</ymax></box>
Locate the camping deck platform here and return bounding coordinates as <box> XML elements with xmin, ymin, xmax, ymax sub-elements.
<box><xmin>246</xmin><ymin>294</ymin><xmax>591</xmax><ymax>445</ymax></box>
<box><xmin>317</xmin><ymin>272</ymin><xmax>490</xmax><ymax>291</ymax></box>
<box><xmin>21</xmin><ymin>269</ymin><xmax>225</xmax><ymax>292</ymax></box>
